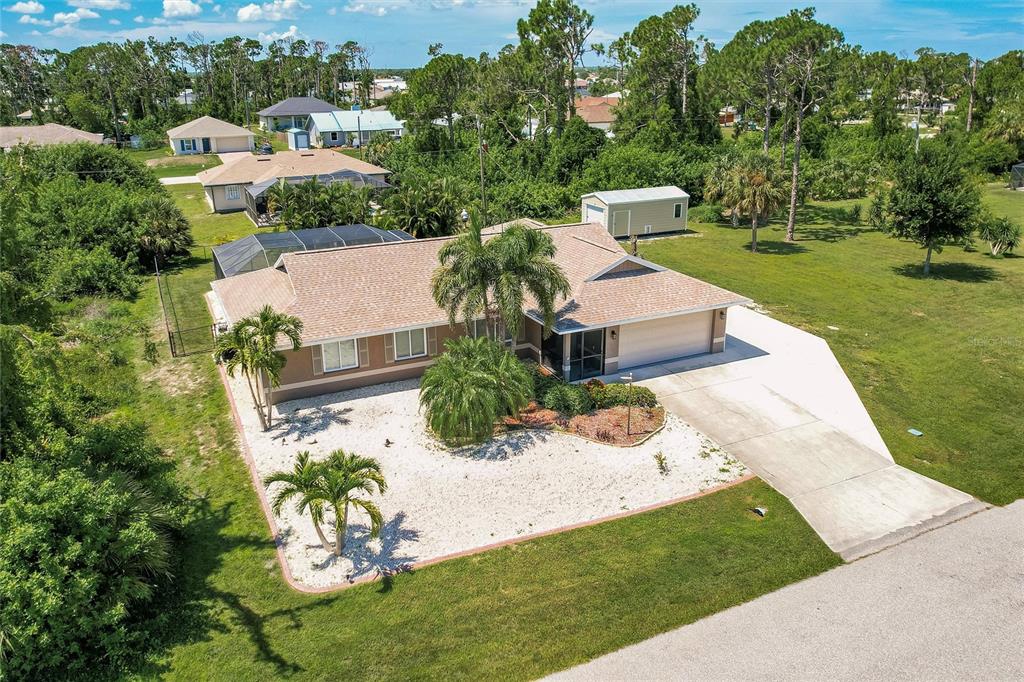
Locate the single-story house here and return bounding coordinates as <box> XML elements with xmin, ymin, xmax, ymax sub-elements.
<box><xmin>258</xmin><ymin>97</ymin><xmax>342</xmax><ymax>131</ymax></box>
<box><xmin>166</xmin><ymin>116</ymin><xmax>254</xmax><ymax>155</ymax></box>
<box><xmin>208</xmin><ymin>220</ymin><xmax>749</xmax><ymax>405</ymax></box>
<box><xmin>0</xmin><ymin>123</ymin><xmax>103</xmax><ymax>151</ymax></box>
<box><xmin>307</xmin><ymin>110</ymin><xmax>405</xmax><ymax>147</ymax></box>
<box><xmin>575</xmin><ymin>96</ymin><xmax>618</xmax><ymax>132</ymax></box>
<box><xmin>195</xmin><ymin>148</ymin><xmax>390</xmax><ymax>220</ymax></box>
<box><xmin>581</xmin><ymin>186</ymin><xmax>689</xmax><ymax>238</ymax></box>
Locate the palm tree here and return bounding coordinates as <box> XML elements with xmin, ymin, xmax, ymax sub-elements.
<box><xmin>432</xmin><ymin>210</ymin><xmax>570</xmax><ymax>342</ymax></box>
<box><xmin>218</xmin><ymin>305</ymin><xmax>303</xmax><ymax>429</ymax></box>
<box><xmin>264</xmin><ymin>450</ymin><xmax>387</xmax><ymax>557</ymax></box>
<box><xmin>736</xmin><ymin>154</ymin><xmax>787</xmax><ymax>253</ymax></box>
<box><xmin>704</xmin><ymin>151</ymin><xmax>743</xmax><ymax>226</ymax></box>
<box><xmin>419</xmin><ymin>336</ymin><xmax>533</xmax><ymax>444</ymax></box>
<box><xmin>318</xmin><ymin>449</ymin><xmax>387</xmax><ymax>556</ymax></box>
<box><xmin>265</xmin><ymin>451</ymin><xmax>334</xmax><ymax>554</ymax></box>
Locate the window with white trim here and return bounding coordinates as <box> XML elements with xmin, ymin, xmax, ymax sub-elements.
<box><xmin>180</xmin><ymin>138</ymin><xmax>195</xmax><ymax>152</ymax></box>
<box><xmin>470</xmin><ymin>318</ymin><xmax>513</xmax><ymax>344</ymax></box>
<box><xmin>673</xmin><ymin>203</ymin><xmax>683</xmax><ymax>219</ymax></box>
<box><xmin>394</xmin><ymin>328</ymin><xmax>427</xmax><ymax>360</ymax></box>
<box><xmin>322</xmin><ymin>339</ymin><xmax>359</xmax><ymax>372</ymax></box>
<box><xmin>225</xmin><ymin>185</ymin><xmax>240</xmax><ymax>200</ymax></box>
<box><xmin>330</xmin><ymin>131</ymin><xmax>339</xmax><ymax>142</ymax></box>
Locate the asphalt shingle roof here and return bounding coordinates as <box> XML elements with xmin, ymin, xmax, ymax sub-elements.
<box><xmin>167</xmin><ymin>116</ymin><xmax>253</xmax><ymax>139</ymax></box>
<box><xmin>257</xmin><ymin>97</ymin><xmax>341</xmax><ymax>117</ymax></box>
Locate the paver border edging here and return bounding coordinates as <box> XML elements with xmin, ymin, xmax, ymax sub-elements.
<box><xmin>215</xmin><ymin>363</ymin><xmax>755</xmax><ymax>595</ymax></box>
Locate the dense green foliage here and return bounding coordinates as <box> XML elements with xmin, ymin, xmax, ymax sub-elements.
<box><xmin>419</xmin><ymin>336</ymin><xmax>534</xmax><ymax>444</ymax></box>
<box><xmin>585</xmin><ymin>380</ymin><xmax>660</xmax><ymax>409</ymax></box>
<box><xmin>542</xmin><ymin>383</ymin><xmax>594</xmax><ymax>416</ymax></box>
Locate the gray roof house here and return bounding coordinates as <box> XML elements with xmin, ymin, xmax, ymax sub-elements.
<box><xmin>257</xmin><ymin>97</ymin><xmax>341</xmax><ymax>131</ymax></box>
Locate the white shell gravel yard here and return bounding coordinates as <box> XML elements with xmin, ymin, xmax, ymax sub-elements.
<box><xmin>225</xmin><ymin>373</ymin><xmax>747</xmax><ymax>589</ymax></box>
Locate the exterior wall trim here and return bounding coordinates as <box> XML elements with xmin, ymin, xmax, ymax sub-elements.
<box><xmin>525</xmin><ymin>301</ymin><xmax>751</xmax><ymax>335</ymax></box>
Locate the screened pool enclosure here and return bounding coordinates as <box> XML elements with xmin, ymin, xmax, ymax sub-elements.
<box><xmin>212</xmin><ymin>224</ymin><xmax>414</xmax><ymax>279</ymax></box>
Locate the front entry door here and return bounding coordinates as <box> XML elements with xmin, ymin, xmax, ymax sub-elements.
<box><xmin>201</xmin><ymin>137</ymin><xmax>211</xmax><ymax>153</ymax></box>
<box><xmin>569</xmin><ymin>329</ymin><xmax>604</xmax><ymax>381</ymax></box>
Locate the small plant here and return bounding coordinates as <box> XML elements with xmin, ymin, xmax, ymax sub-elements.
<box><xmin>593</xmin><ymin>383</ymin><xmax>658</xmax><ymax>409</ymax></box>
<box><xmin>143</xmin><ymin>338</ymin><xmax>159</xmax><ymax>365</ymax></box>
<box><xmin>654</xmin><ymin>451</ymin><xmax>670</xmax><ymax>476</ymax></box>
<box><xmin>848</xmin><ymin>203</ymin><xmax>862</xmax><ymax>224</ymax></box>
<box><xmin>978</xmin><ymin>215</ymin><xmax>1021</xmax><ymax>256</ymax></box>
<box><xmin>595</xmin><ymin>427</ymin><xmax>613</xmax><ymax>442</ymax></box>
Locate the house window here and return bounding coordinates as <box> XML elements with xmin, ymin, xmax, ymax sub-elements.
<box><xmin>674</xmin><ymin>203</ymin><xmax>683</xmax><ymax>219</ymax></box>
<box><xmin>330</xmin><ymin>131</ymin><xmax>339</xmax><ymax>142</ymax></box>
<box><xmin>394</xmin><ymin>328</ymin><xmax>427</xmax><ymax>360</ymax></box>
<box><xmin>180</xmin><ymin>138</ymin><xmax>195</xmax><ymax>152</ymax></box>
<box><xmin>470</xmin><ymin>318</ymin><xmax>513</xmax><ymax>344</ymax></box>
<box><xmin>322</xmin><ymin>339</ymin><xmax>359</xmax><ymax>372</ymax></box>
<box><xmin>225</xmin><ymin>185</ymin><xmax>240</xmax><ymax>200</ymax></box>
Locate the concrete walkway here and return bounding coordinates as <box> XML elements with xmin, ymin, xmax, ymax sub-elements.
<box><xmin>548</xmin><ymin>500</ymin><xmax>1024</xmax><ymax>681</ymax></box>
<box><xmin>159</xmin><ymin>175</ymin><xmax>200</xmax><ymax>185</ymax></box>
<box><xmin>602</xmin><ymin>306</ymin><xmax>982</xmax><ymax>560</ymax></box>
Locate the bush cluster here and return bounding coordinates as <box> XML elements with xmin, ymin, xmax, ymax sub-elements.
<box><xmin>584</xmin><ymin>379</ymin><xmax>658</xmax><ymax>409</ymax></box>
<box><xmin>542</xmin><ymin>383</ymin><xmax>594</xmax><ymax>416</ymax></box>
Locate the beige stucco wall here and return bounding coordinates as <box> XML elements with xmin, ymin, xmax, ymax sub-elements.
<box><xmin>604</xmin><ymin>325</ymin><xmax>620</xmax><ymax>374</ymax></box>
<box><xmin>169</xmin><ymin>134</ymin><xmax>253</xmax><ymax>155</ymax></box>
<box><xmin>711</xmin><ymin>307</ymin><xmax>728</xmax><ymax>353</ymax></box>
<box><xmin>208</xmin><ymin>184</ymin><xmax>249</xmax><ymax>213</ymax></box>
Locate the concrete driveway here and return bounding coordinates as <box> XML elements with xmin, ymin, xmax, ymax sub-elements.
<box><xmin>549</xmin><ymin>500</ymin><xmax>1024</xmax><ymax>681</ymax></box>
<box><xmin>603</xmin><ymin>306</ymin><xmax>983</xmax><ymax>560</ymax></box>
<box><xmin>159</xmin><ymin>175</ymin><xmax>200</xmax><ymax>185</ymax></box>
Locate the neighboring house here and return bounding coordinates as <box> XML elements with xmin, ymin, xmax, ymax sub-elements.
<box><xmin>581</xmin><ymin>186</ymin><xmax>689</xmax><ymax>238</ymax></box>
<box><xmin>575</xmin><ymin>96</ymin><xmax>619</xmax><ymax>132</ymax></box>
<box><xmin>16</xmin><ymin>110</ymin><xmax>33</xmax><ymax>121</ymax></box>
<box><xmin>719</xmin><ymin>106</ymin><xmax>738</xmax><ymax>125</ymax></box>
<box><xmin>208</xmin><ymin>220</ymin><xmax>748</xmax><ymax>405</ymax></box>
<box><xmin>0</xmin><ymin>123</ymin><xmax>104</xmax><ymax>151</ymax></box>
<box><xmin>339</xmin><ymin>76</ymin><xmax>407</xmax><ymax>101</ymax></box>
<box><xmin>308</xmin><ymin>110</ymin><xmax>405</xmax><ymax>147</ymax></box>
<box><xmin>258</xmin><ymin>97</ymin><xmax>342</xmax><ymax>131</ymax></box>
<box><xmin>212</xmin><ymin>224</ymin><xmax>414</xmax><ymax>279</ymax></box>
<box><xmin>570</xmin><ymin>78</ymin><xmax>590</xmax><ymax>96</ymax></box>
<box><xmin>166</xmin><ymin>116</ymin><xmax>254</xmax><ymax>155</ymax></box>
<box><xmin>195</xmin><ymin>148</ymin><xmax>390</xmax><ymax>221</ymax></box>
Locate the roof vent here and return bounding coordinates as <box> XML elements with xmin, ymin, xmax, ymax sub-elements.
<box><xmin>300</xmin><ymin>153</ymin><xmax>315</xmax><ymax>157</ymax></box>
<box><xmin>257</xmin><ymin>157</ymin><xmax>271</xmax><ymax>162</ymax></box>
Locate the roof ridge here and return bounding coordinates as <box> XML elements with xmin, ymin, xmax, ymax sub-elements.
<box><xmin>571</xmin><ymin>234</ymin><xmax>622</xmax><ymax>253</ymax></box>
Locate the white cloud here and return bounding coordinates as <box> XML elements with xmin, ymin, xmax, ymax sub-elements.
<box><xmin>54</xmin><ymin>7</ymin><xmax>99</xmax><ymax>22</ymax></box>
<box><xmin>108</xmin><ymin>17</ymin><xmax>120</xmax><ymax>24</ymax></box>
<box><xmin>19</xmin><ymin>13</ymin><xmax>51</xmax><ymax>23</ymax></box>
<box><xmin>6</xmin><ymin>1</ymin><xmax>44</xmax><ymax>13</ymax></box>
<box><xmin>258</xmin><ymin>23</ymin><xmax>304</xmax><ymax>42</ymax></box>
<box><xmin>68</xmin><ymin>0</ymin><xmax>129</xmax><ymax>9</ymax></box>
<box><xmin>133</xmin><ymin>14</ymin><xmax>143</xmax><ymax>21</ymax></box>
<box><xmin>326</xmin><ymin>6</ymin><xmax>335</xmax><ymax>15</ymax></box>
<box><xmin>344</xmin><ymin>2</ymin><xmax>388</xmax><ymax>16</ymax></box>
<box><xmin>162</xmin><ymin>0</ymin><xmax>200</xmax><ymax>18</ymax></box>
<box><xmin>237</xmin><ymin>0</ymin><xmax>307</xmax><ymax>22</ymax></box>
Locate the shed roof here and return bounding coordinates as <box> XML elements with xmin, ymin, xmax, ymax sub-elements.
<box><xmin>583</xmin><ymin>186</ymin><xmax>690</xmax><ymax>205</ymax></box>
<box><xmin>257</xmin><ymin>97</ymin><xmax>341</xmax><ymax>117</ymax></box>
<box><xmin>167</xmin><ymin>115</ymin><xmax>253</xmax><ymax>139</ymax></box>
<box><xmin>210</xmin><ymin>222</ymin><xmax>747</xmax><ymax>345</ymax></box>
<box><xmin>309</xmin><ymin>110</ymin><xmax>405</xmax><ymax>133</ymax></box>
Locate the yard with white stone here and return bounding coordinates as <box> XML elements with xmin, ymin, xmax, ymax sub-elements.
<box><xmin>224</xmin><ymin>373</ymin><xmax>747</xmax><ymax>589</ymax></box>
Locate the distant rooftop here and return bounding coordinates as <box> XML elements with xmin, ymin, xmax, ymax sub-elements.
<box><xmin>257</xmin><ymin>97</ymin><xmax>342</xmax><ymax>117</ymax></box>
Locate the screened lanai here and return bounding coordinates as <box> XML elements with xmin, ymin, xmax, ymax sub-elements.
<box><xmin>244</xmin><ymin>170</ymin><xmax>391</xmax><ymax>225</ymax></box>
<box><xmin>212</xmin><ymin>224</ymin><xmax>414</xmax><ymax>279</ymax></box>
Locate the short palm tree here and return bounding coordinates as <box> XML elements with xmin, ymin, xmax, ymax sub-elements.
<box><xmin>736</xmin><ymin>154</ymin><xmax>787</xmax><ymax>253</ymax></box>
<box><xmin>978</xmin><ymin>215</ymin><xmax>1021</xmax><ymax>255</ymax></box>
<box><xmin>265</xmin><ymin>451</ymin><xmax>334</xmax><ymax>554</ymax></box>
<box><xmin>419</xmin><ymin>336</ymin><xmax>533</xmax><ymax>444</ymax></box>
<box><xmin>217</xmin><ymin>305</ymin><xmax>303</xmax><ymax>429</ymax></box>
<box><xmin>704</xmin><ymin>150</ymin><xmax>743</xmax><ymax>226</ymax></box>
<box><xmin>265</xmin><ymin>450</ymin><xmax>387</xmax><ymax>557</ymax></box>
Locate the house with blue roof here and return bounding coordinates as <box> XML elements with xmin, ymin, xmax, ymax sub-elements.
<box><xmin>307</xmin><ymin>110</ymin><xmax>405</xmax><ymax>148</ymax></box>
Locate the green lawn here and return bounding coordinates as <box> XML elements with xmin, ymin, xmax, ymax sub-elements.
<box><xmin>640</xmin><ymin>185</ymin><xmax>1023</xmax><ymax>504</ymax></box>
<box><xmin>125</xmin><ymin>148</ymin><xmax>223</xmax><ymax>178</ymax></box>
<box><xmin>114</xmin><ymin>189</ymin><xmax>841</xmax><ymax>679</ymax></box>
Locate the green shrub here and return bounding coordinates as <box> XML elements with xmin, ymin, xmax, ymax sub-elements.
<box><xmin>689</xmin><ymin>203</ymin><xmax>724</xmax><ymax>224</ymax></box>
<box><xmin>543</xmin><ymin>383</ymin><xmax>593</xmax><ymax>416</ymax></box>
<box><xmin>525</xmin><ymin>361</ymin><xmax>562</xmax><ymax>402</ymax></box>
<box><xmin>593</xmin><ymin>383</ymin><xmax>658</xmax><ymax>409</ymax></box>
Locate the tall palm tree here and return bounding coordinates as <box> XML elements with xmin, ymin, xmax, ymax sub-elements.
<box><xmin>419</xmin><ymin>336</ymin><xmax>533</xmax><ymax>444</ymax></box>
<box><xmin>264</xmin><ymin>450</ymin><xmax>387</xmax><ymax>557</ymax></box>
<box><xmin>736</xmin><ymin>154</ymin><xmax>787</xmax><ymax>253</ymax></box>
<box><xmin>432</xmin><ymin>211</ymin><xmax>570</xmax><ymax>342</ymax></box>
<box><xmin>219</xmin><ymin>305</ymin><xmax>303</xmax><ymax>429</ymax></box>
<box><xmin>265</xmin><ymin>451</ymin><xmax>334</xmax><ymax>554</ymax></box>
<box><xmin>318</xmin><ymin>449</ymin><xmax>387</xmax><ymax>556</ymax></box>
<box><xmin>704</xmin><ymin>150</ymin><xmax>742</xmax><ymax>226</ymax></box>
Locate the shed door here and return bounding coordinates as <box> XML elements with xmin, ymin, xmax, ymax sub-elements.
<box><xmin>584</xmin><ymin>203</ymin><xmax>606</xmax><ymax>226</ymax></box>
<box><xmin>611</xmin><ymin>210</ymin><xmax>630</xmax><ymax>237</ymax></box>
<box><xmin>617</xmin><ymin>312</ymin><xmax>713</xmax><ymax>368</ymax></box>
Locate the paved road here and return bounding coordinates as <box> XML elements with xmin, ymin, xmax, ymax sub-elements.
<box><xmin>614</xmin><ymin>307</ymin><xmax>982</xmax><ymax>560</ymax></box>
<box><xmin>159</xmin><ymin>175</ymin><xmax>200</xmax><ymax>185</ymax></box>
<box><xmin>549</xmin><ymin>501</ymin><xmax>1024</xmax><ymax>681</ymax></box>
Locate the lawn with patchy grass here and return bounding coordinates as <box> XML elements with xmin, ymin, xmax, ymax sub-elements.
<box><xmin>106</xmin><ymin>190</ymin><xmax>841</xmax><ymax>679</ymax></box>
<box><xmin>639</xmin><ymin>185</ymin><xmax>1023</xmax><ymax>504</ymax></box>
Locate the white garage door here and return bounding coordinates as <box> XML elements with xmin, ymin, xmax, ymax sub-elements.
<box><xmin>584</xmin><ymin>202</ymin><xmax>606</xmax><ymax>226</ymax></box>
<box><xmin>617</xmin><ymin>311</ymin><xmax>713</xmax><ymax>368</ymax></box>
<box><xmin>217</xmin><ymin>136</ymin><xmax>252</xmax><ymax>152</ymax></box>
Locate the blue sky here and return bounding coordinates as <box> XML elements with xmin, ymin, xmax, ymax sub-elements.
<box><xmin>2</xmin><ymin>0</ymin><xmax>1021</xmax><ymax>65</ymax></box>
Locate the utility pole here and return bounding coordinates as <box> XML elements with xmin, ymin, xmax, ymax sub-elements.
<box><xmin>476</xmin><ymin>114</ymin><xmax>488</xmax><ymax>224</ymax></box>
<box><xmin>966</xmin><ymin>57</ymin><xmax>978</xmax><ymax>133</ymax></box>
<box><xmin>914</xmin><ymin>103</ymin><xmax>921</xmax><ymax>154</ymax></box>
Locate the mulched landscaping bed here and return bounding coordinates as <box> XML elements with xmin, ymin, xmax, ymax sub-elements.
<box><xmin>502</xmin><ymin>402</ymin><xmax>666</xmax><ymax>446</ymax></box>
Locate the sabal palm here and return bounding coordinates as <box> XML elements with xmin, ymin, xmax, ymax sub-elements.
<box><xmin>704</xmin><ymin>151</ymin><xmax>742</xmax><ymax>226</ymax></box>
<box><xmin>419</xmin><ymin>336</ymin><xmax>533</xmax><ymax>444</ymax></box>
<box><xmin>318</xmin><ymin>449</ymin><xmax>387</xmax><ymax>556</ymax></box>
<box><xmin>737</xmin><ymin>155</ymin><xmax>786</xmax><ymax>253</ymax></box>
<box><xmin>266</xmin><ymin>451</ymin><xmax>334</xmax><ymax>554</ymax></box>
<box><xmin>229</xmin><ymin>305</ymin><xmax>303</xmax><ymax>429</ymax></box>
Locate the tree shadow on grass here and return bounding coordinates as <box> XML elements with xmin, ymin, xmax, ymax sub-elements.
<box><xmin>797</xmin><ymin>224</ymin><xmax>868</xmax><ymax>243</ymax></box>
<box><xmin>746</xmin><ymin>240</ymin><xmax>809</xmax><ymax>256</ymax></box>
<box><xmin>892</xmin><ymin>261</ymin><xmax>1000</xmax><ymax>282</ymax></box>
